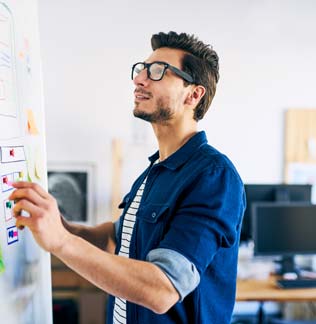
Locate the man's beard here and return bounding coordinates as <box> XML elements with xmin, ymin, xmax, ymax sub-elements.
<box><xmin>133</xmin><ymin>98</ymin><xmax>173</xmax><ymax>123</ymax></box>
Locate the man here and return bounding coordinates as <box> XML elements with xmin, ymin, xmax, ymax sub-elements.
<box><xmin>10</xmin><ymin>31</ymin><xmax>246</xmax><ymax>323</ymax></box>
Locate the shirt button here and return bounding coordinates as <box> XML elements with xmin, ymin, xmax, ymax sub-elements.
<box><xmin>152</xmin><ymin>212</ymin><xmax>156</xmax><ymax>218</ymax></box>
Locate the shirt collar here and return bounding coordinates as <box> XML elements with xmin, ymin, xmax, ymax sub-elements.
<box><xmin>148</xmin><ymin>131</ymin><xmax>208</xmax><ymax>170</ymax></box>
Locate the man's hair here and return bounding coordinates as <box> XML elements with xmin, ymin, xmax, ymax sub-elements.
<box><xmin>151</xmin><ymin>31</ymin><xmax>219</xmax><ymax>121</ymax></box>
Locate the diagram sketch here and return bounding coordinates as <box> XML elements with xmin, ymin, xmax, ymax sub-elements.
<box><xmin>0</xmin><ymin>2</ymin><xmax>20</xmax><ymax>140</ymax></box>
<box><xmin>0</xmin><ymin>2</ymin><xmax>18</xmax><ymax>117</ymax></box>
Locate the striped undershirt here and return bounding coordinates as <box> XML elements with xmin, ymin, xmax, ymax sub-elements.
<box><xmin>113</xmin><ymin>177</ymin><xmax>147</xmax><ymax>324</ymax></box>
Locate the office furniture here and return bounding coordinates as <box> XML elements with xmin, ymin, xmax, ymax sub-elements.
<box><xmin>284</xmin><ymin>109</ymin><xmax>316</xmax><ymax>205</ymax></box>
<box><xmin>51</xmin><ymin>255</ymin><xmax>107</xmax><ymax>324</ymax></box>
<box><xmin>236</xmin><ymin>276</ymin><xmax>316</xmax><ymax>324</ymax></box>
<box><xmin>268</xmin><ymin>320</ymin><xmax>316</xmax><ymax>324</ymax></box>
<box><xmin>285</xmin><ymin>109</ymin><xmax>316</xmax><ymax>169</ymax></box>
<box><xmin>237</xmin><ymin>276</ymin><xmax>316</xmax><ymax>302</ymax></box>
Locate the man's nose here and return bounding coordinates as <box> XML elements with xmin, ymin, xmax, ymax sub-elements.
<box><xmin>133</xmin><ymin>68</ymin><xmax>149</xmax><ymax>86</ymax></box>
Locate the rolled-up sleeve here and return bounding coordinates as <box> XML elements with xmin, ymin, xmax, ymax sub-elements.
<box><xmin>146</xmin><ymin>248</ymin><xmax>200</xmax><ymax>302</ymax></box>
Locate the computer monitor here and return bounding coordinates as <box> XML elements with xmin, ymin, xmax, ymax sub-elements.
<box><xmin>252</xmin><ymin>202</ymin><xmax>316</xmax><ymax>274</ymax></box>
<box><xmin>241</xmin><ymin>184</ymin><xmax>312</xmax><ymax>242</ymax></box>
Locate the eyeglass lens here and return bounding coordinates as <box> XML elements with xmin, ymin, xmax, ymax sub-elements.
<box><xmin>132</xmin><ymin>62</ymin><xmax>166</xmax><ymax>81</ymax></box>
<box><xmin>149</xmin><ymin>63</ymin><xmax>165</xmax><ymax>80</ymax></box>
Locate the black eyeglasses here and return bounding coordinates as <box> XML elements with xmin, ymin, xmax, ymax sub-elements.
<box><xmin>131</xmin><ymin>61</ymin><xmax>194</xmax><ymax>83</ymax></box>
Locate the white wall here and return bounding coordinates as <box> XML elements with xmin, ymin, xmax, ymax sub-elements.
<box><xmin>38</xmin><ymin>0</ymin><xmax>316</xmax><ymax>222</ymax></box>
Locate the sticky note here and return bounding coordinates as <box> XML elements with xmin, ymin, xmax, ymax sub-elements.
<box><xmin>7</xmin><ymin>226</ymin><xmax>18</xmax><ymax>244</ymax></box>
<box><xmin>34</xmin><ymin>165</ymin><xmax>41</xmax><ymax>179</ymax></box>
<box><xmin>25</xmin><ymin>146</ymin><xmax>35</xmax><ymax>182</ymax></box>
<box><xmin>4</xmin><ymin>199</ymin><xmax>13</xmax><ymax>221</ymax></box>
<box><xmin>34</xmin><ymin>148</ymin><xmax>45</xmax><ymax>180</ymax></box>
<box><xmin>26</xmin><ymin>109</ymin><xmax>39</xmax><ymax>135</ymax></box>
<box><xmin>13</xmin><ymin>171</ymin><xmax>24</xmax><ymax>182</ymax></box>
<box><xmin>27</xmin><ymin>170</ymin><xmax>33</xmax><ymax>182</ymax></box>
<box><xmin>0</xmin><ymin>245</ymin><xmax>5</xmax><ymax>274</ymax></box>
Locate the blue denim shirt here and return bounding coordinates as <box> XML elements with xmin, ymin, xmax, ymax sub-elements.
<box><xmin>107</xmin><ymin>131</ymin><xmax>246</xmax><ymax>324</ymax></box>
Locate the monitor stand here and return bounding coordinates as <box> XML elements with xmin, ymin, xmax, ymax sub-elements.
<box><xmin>275</xmin><ymin>256</ymin><xmax>300</xmax><ymax>275</ymax></box>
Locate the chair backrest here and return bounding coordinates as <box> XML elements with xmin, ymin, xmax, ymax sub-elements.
<box><xmin>268</xmin><ymin>319</ymin><xmax>316</xmax><ymax>324</ymax></box>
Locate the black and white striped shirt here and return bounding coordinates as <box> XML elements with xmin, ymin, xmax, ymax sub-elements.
<box><xmin>113</xmin><ymin>178</ymin><xmax>147</xmax><ymax>324</ymax></box>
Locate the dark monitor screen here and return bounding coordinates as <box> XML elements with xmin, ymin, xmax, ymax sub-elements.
<box><xmin>252</xmin><ymin>203</ymin><xmax>316</xmax><ymax>256</ymax></box>
<box><xmin>241</xmin><ymin>184</ymin><xmax>312</xmax><ymax>242</ymax></box>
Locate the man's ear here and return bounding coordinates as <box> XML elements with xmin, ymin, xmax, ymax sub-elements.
<box><xmin>184</xmin><ymin>85</ymin><xmax>206</xmax><ymax>106</ymax></box>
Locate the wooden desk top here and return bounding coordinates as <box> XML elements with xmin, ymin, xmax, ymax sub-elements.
<box><xmin>236</xmin><ymin>276</ymin><xmax>316</xmax><ymax>302</ymax></box>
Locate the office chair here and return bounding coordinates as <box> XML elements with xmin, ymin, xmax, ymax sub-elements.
<box><xmin>267</xmin><ymin>319</ymin><xmax>316</xmax><ymax>324</ymax></box>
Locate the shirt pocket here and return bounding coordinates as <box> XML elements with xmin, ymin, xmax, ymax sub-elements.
<box><xmin>137</xmin><ymin>203</ymin><xmax>169</xmax><ymax>223</ymax></box>
<box><xmin>136</xmin><ymin>203</ymin><xmax>169</xmax><ymax>259</ymax></box>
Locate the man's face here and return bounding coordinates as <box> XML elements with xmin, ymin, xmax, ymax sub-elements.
<box><xmin>133</xmin><ymin>47</ymin><xmax>190</xmax><ymax>124</ymax></box>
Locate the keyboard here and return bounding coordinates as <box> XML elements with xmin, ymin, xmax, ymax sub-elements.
<box><xmin>277</xmin><ymin>278</ymin><xmax>316</xmax><ymax>289</ymax></box>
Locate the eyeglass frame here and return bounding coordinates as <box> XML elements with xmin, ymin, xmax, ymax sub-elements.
<box><xmin>131</xmin><ymin>61</ymin><xmax>194</xmax><ymax>83</ymax></box>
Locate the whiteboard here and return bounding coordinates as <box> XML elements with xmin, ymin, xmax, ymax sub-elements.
<box><xmin>0</xmin><ymin>1</ymin><xmax>52</xmax><ymax>323</ymax></box>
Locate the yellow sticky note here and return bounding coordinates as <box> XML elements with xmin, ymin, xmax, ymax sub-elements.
<box><xmin>27</xmin><ymin>170</ymin><xmax>33</xmax><ymax>182</ymax></box>
<box><xmin>26</xmin><ymin>109</ymin><xmax>39</xmax><ymax>135</ymax></box>
<box><xmin>34</xmin><ymin>148</ymin><xmax>45</xmax><ymax>180</ymax></box>
<box><xmin>25</xmin><ymin>146</ymin><xmax>35</xmax><ymax>182</ymax></box>
<box><xmin>19</xmin><ymin>171</ymin><xmax>24</xmax><ymax>180</ymax></box>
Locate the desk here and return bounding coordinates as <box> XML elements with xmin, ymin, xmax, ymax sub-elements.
<box><xmin>51</xmin><ymin>255</ymin><xmax>107</xmax><ymax>324</ymax></box>
<box><xmin>236</xmin><ymin>276</ymin><xmax>316</xmax><ymax>323</ymax></box>
<box><xmin>236</xmin><ymin>276</ymin><xmax>316</xmax><ymax>302</ymax></box>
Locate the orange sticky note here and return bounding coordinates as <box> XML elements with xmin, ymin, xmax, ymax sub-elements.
<box><xmin>26</xmin><ymin>109</ymin><xmax>39</xmax><ymax>135</ymax></box>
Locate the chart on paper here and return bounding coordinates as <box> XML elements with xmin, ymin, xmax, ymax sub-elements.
<box><xmin>0</xmin><ymin>1</ymin><xmax>18</xmax><ymax>117</ymax></box>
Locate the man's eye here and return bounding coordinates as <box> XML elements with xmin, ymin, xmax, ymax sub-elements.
<box><xmin>151</xmin><ymin>65</ymin><xmax>164</xmax><ymax>75</ymax></box>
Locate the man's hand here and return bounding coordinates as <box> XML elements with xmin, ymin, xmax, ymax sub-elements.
<box><xmin>8</xmin><ymin>182</ymin><xmax>179</xmax><ymax>313</ymax></box>
<box><xmin>8</xmin><ymin>181</ymin><xmax>71</xmax><ymax>254</ymax></box>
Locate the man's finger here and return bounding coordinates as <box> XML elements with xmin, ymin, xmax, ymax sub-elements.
<box><xmin>13</xmin><ymin>198</ymin><xmax>39</xmax><ymax>218</ymax></box>
<box><xmin>9</xmin><ymin>187</ymin><xmax>48</xmax><ymax>207</ymax></box>
<box><xmin>11</xmin><ymin>181</ymin><xmax>49</xmax><ymax>199</ymax></box>
<box><xmin>15</xmin><ymin>215</ymin><xmax>33</xmax><ymax>230</ymax></box>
